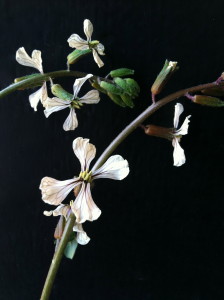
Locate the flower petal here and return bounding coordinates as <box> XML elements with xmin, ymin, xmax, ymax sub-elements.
<box><xmin>44</xmin><ymin>98</ymin><xmax>70</xmax><ymax>118</ymax></box>
<box><xmin>172</xmin><ymin>137</ymin><xmax>186</xmax><ymax>167</ymax></box>
<box><xmin>41</xmin><ymin>82</ymin><xmax>49</xmax><ymax>108</ymax></box>
<box><xmin>63</xmin><ymin>108</ymin><xmax>78</xmax><ymax>131</ymax></box>
<box><xmin>79</xmin><ymin>89</ymin><xmax>100</xmax><ymax>104</ymax></box>
<box><xmin>67</xmin><ymin>34</ymin><xmax>89</xmax><ymax>50</ymax></box>
<box><xmin>16</xmin><ymin>47</ymin><xmax>43</xmax><ymax>73</ymax></box>
<box><xmin>93</xmin><ymin>155</ymin><xmax>129</xmax><ymax>180</ymax></box>
<box><xmin>44</xmin><ymin>204</ymin><xmax>70</xmax><ymax>220</ymax></box>
<box><xmin>71</xmin><ymin>183</ymin><xmax>101</xmax><ymax>223</ymax></box>
<box><xmin>40</xmin><ymin>176</ymin><xmax>80</xmax><ymax>205</ymax></box>
<box><xmin>175</xmin><ymin>115</ymin><xmax>191</xmax><ymax>136</ymax></box>
<box><xmin>73</xmin><ymin>74</ymin><xmax>93</xmax><ymax>98</ymax></box>
<box><xmin>72</xmin><ymin>137</ymin><xmax>96</xmax><ymax>171</ymax></box>
<box><xmin>29</xmin><ymin>86</ymin><xmax>44</xmax><ymax>111</ymax></box>
<box><xmin>92</xmin><ymin>49</ymin><xmax>104</xmax><ymax>68</ymax></box>
<box><xmin>96</xmin><ymin>43</ymin><xmax>105</xmax><ymax>55</ymax></box>
<box><xmin>173</xmin><ymin>103</ymin><xmax>184</xmax><ymax>129</ymax></box>
<box><xmin>73</xmin><ymin>223</ymin><xmax>90</xmax><ymax>245</ymax></box>
<box><xmin>83</xmin><ymin>19</ymin><xmax>93</xmax><ymax>42</ymax></box>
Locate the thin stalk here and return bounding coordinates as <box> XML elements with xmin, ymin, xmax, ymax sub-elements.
<box><xmin>40</xmin><ymin>80</ymin><xmax>218</xmax><ymax>299</ymax></box>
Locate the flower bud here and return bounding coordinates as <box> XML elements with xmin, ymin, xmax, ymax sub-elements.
<box><xmin>100</xmin><ymin>81</ymin><xmax>123</xmax><ymax>95</ymax></box>
<box><xmin>67</xmin><ymin>49</ymin><xmax>92</xmax><ymax>65</ymax></box>
<box><xmin>91</xmin><ymin>81</ymin><xmax>107</xmax><ymax>94</ymax></box>
<box><xmin>151</xmin><ymin>60</ymin><xmax>178</xmax><ymax>95</ymax></box>
<box><xmin>120</xmin><ymin>93</ymin><xmax>134</xmax><ymax>108</ymax></box>
<box><xmin>141</xmin><ymin>124</ymin><xmax>174</xmax><ymax>140</ymax></box>
<box><xmin>192</xmin><ymin>95</ymin><xmax>224</xmax><ymax>107</ymax></box>
<box><xmin>110</xmin><ymin>68</ymin><xmax>134</xmax><ymax>78</ymax></box>
<box><xmin>201</xmin><ymin>86</ymin><xmax>224</xmax><ymax>97</ymax></box>
<box><xmin>107</xmin><ymin>92</ymin><xmax>126</xmax><ymax>107</ymax></box>
<box><xmin>51</xmin><ymin>84</ymin><xmax>74</xmax><ymax>101</ymax></box>
<box><xmin>124</xmin><ymin>78</ymin><xmax>140</xmax><ymax>97</ymax></box>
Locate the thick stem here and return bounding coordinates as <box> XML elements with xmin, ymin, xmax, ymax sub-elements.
<box><xmin>40</xmin><ymin>213</ymin><xmax>76</xmax><ymax>300</ymax></box>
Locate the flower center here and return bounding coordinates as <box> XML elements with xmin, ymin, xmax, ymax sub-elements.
<box><xmin>70</xmin><ymin>98</ymin><xmax>84</xmax><ymax>109</ymax></box>
<box><xmin>79</xmin><ymin>170</ymin><xmax>92</xmax><ymax>183</ymax></box>
<box><xmin>88</xmin><ymin>40</ymin><xmax>99</xmax><ymax>49</ymax></box>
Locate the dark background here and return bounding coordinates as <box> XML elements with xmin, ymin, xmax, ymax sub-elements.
<box><xmin>0</xmin><ymin>0</ymin><xmax>224</xmax><ymax>299</ymax></box>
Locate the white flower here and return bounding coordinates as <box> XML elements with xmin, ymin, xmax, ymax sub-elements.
<box><xmin>172</xmin><ymin>103</ymin><xmax>191</xmax><ymax>167</ymax></box>
<box><xmin>44</xmin><ymin>204</ymin><xmax>90</xmax><ymax>245</ymax></box>
<box><xmin>16</xmin><ymin>47</ymin><xmax>49</xmax><ymax>111</ymax></box>
<box><xmin>44</xmin><ymin>74</ymin><xmax>100</xmax><ymax>131</ymax></box>
<box><xmin>40</xmin><ymin>137</ymin><xmax>130</xmax><ymax>223</ymax></box>
<box><xmin>67</xmin><ymin>19</ymin><xmax>105</xmax><ymax>68</ymax></box>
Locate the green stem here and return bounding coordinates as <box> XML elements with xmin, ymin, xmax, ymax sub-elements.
<box><xmin>40</xmin><ymin>213</ymin><xmax>76</xmax><ymax>300</ymax></box>
<box><xmin>0</xmin><ymin>70</ymin><xmax>103</xmax><ymax>99</ymax></box>
<box><xmin>40</xmin><ymin>80</ymin><xmax>217</xmax><ymax>299</ymax></box>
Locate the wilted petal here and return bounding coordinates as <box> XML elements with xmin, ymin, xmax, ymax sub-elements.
<box><xmin>73</xmin><ymin>74</ymin><xmax>93</xmax><ymax>98</ymax></box>
<box><xmin>67</xmin><ymin>34</ymin><xmax>89</xmax><ymax>50</ymax></box>
<box><xmin>40</xmin><ymin>176</ymin><xmax>81</xmax><ymax>205</ymax></box>
<box><xmin>41</xmin><ymin>82</ymin><xmax>49</xmax><ymax>108</ymax></box>
<box><xmin>72</xmin><ymin>137</ymin><xmax>96</xmax><ymax>171</ymax></box>
<box><xmin>73</xmin><ymin>223</ymin><xmax>90</xmax><ymax>245</ymax></box>
<box><xmin>71</xmin><ymin>182</ymin><xmax>101</xmax><ymax>223</ymax></box>
<box><xmin>175</xmin><ymin>115</ymin><xmax>191</xmax><ymax>136</ymax></box>
<box><xmin>44</xmin><ymin>98</ymin><xmax>70</xmax><ymax>118</ymax></box>
<box><xmin>92</xmin><ymin>49</ymin><xmax>104</xmax><ymax>68</ymax></box>
<box><xmin>172</xmin><ymin>137</ymin><xmax>186</xmax><ymax>167</ymax></box>
<box><xmin>63</xmin><ymin>108</ymin><xmax>78</xmax><ymax>131</ymax></box>
<box><xmin>29</xmin><ymin>86</ymin><xmax>44</xmax><ymax>111</ymax></box>
<box><xmin>93</xmin><ymin>155</ymin><xmax>129</xmax><ymax>180</ymax></box>
<box><xmin>83</xmin><ymin>19</ymin><xmax>93</xmax><ymax>42</ymax></box>
<box><xmin>96</xmin><ymin>43</ymin><xmax>105</xmax><ymax>55</ymax></box>
<box><xmin>44</xmin><ymin>204</ymin><xmax>70</xmax><ymax>220</ymax></box>
<box><xmin>16</xmin><ymin>47</ymin><xmax>43</xmax><ymax>73</ymax></box>
<box><xmin>79</xmin><ymin>89</ymin><xmax>100</xmax><ymax>104</ymax></box>
<box><xmin>173</xmin><ymin>103</ymin><xmax>184</xmax><ymax>129</ymax></box>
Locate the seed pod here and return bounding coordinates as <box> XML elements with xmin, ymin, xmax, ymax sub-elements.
<box><xmin>125</xmin><ymin>78</ymin><xmax>140</xmax><ymax>97</ymax></box>
<box><xmin>120</xmin><ymin>93</ymin><xmax>134</xmax><ymax>108</ymax></box>
<box><xmin>110</xmin><ymin>68</ymin><xmax>135</xmax><ymax>78</ymax></box>
<box><xmin>67</xmin><ymin>49</ymin><xmax>92</xmax><ymax>65</ymax></box>
<box><xmin>107</xmin><ymin>92</ymin><xmax>126</xmax><ymax>107</ymax></box>
<box><xmin>192</xmin><ymin>95</ymin><xmax>224</xmax><ymax>107</ymax></box>
<box><xmin>51</xmin><ymin>84</ymin><xmax>74</xmax><ymax>101</ymax></box>
<box><xmin>100</xmin><ymin>81</ymin><xmax>123</xmax><ymax>95</ymax></box>
<box><xmin>201</xmin><ymin>86</ymin><xmax>224</xmax><ymax>97</ymax></box>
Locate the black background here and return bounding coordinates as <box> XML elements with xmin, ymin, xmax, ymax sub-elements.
<box><xmin>1</xmin><ymin>0</ymin><xmax>224</xmax><ymax>299</ymax></box>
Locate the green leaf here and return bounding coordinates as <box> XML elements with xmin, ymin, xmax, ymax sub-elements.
<box><xmin>64</xmin><ymin>239</ymin><xmax>78</xmax><ymax>260</ymax></box>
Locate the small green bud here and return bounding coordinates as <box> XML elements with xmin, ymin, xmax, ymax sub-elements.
<box><xmin>151</xmin><ymin>60</ymin><xmax>178</xmax><ymax>95</ymax></box>
<box><xmin>67</xmin><ymin>49</ymin><xmax>92</xmax><ymax>65</ymax></box>
<box><xmin>107</xmin><ymin>92</ymin><xmax>126</xmax><ymax>107</ymax></box>
<box><xmin>120</xmin><ymin>93</ymin><xmax>134</xmax><ymax>108</ymax></box>
<box><xmin>51</xmin><ymin>84</ymin><xmax>74</xmax><ymax>101</ymax></box>
<box><xmin>192</xmin><ymin>95</ymin><xmax>224</xmax><ymax>107</ymax></box>
<box><xmin>124</xmin><ymin>78</ymin><xmax>140</xmax><ymax>97</ymax></box>
<box><xmin>110</xmin><ymin>68</ymin><xmax>135</xmax><ymax>78</ymax></box>
<box><xmin>91</xmin><ymin>81</ymin><xmax>107</xmax><ymax>94</ymax></box>
<box><xmin>100</xmin><ymin>81</ymin><xmax>123</xmax><ymax>95</ymax></box>
<box><xmin>201</xmin><ymin>86</ymin><xmax>224</xmax><ymax>97</ymax></box>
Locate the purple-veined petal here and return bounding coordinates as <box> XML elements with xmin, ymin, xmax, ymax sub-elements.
<box><xmin>67</xmin><ymin>34</ymin><xmax>89</xmax><ymax>50</ymax></box>
<box><xmin>172</xmin><ymin>137</ymin><xmax>186</xmax><ymax>167</ymax></box>
<box><xmin>93</xmin><ymin>155</ymin><xmax>129</xmax><ymax>180</ymax></box>
<box><xmin>40</xmin><ymin>177</ymin><xmax>81</xmax><ymax>205</ymax></box>
<box><xmin>16</xmin><ymin>47</ymin><xmax>43</xmax><ymax>73</ymax></box>
<box><xmin>173</xmin><ymin>103</ymin><xmax>184</xmax><ymax>129</ymax></box>
<box><xmin>63</xmin><ymin>108</ymin><xmax>78</xmax><ymax>131</ymax></box>
<box><xmin>175</xmin><ymin>115</ymin><xmax>191</xmax><ymax>136</ymax></box>
<box><xmin>73</xmin><ymin>223</ymin><xmax>90</xmax><ymax>245</ymax></box>
<box><xmin>44</xmin><ymin>204</ymin><xmax>70</xmax><ymax>220</ymax></box>
<box><xmin>71</xmin><ymin>182</ymin><xmax>101</xmax><ymax>223</ymax></box>
<box><xmin>79</xmin><ymin>89</ymin><xmax>100</xmax><ymax>104</ymax></box>
<box><xmin>72</xmin><ymin>137</ymin><xmax>96</xmax><ymax>171</ymax></box>
<box><xmin>92</xmin><ymin>49</ymin><xmax>104</xmax><ymax>68</ymax></box>
<box><xmin>73</xmin><ymin>74</ymin><xmax>93</xmax><ymax>98</ymax></box>
<box><xmin>83</xmin><ymin>19</ymin><xmax>93</xmax><ymax>42</ymax></box>
<box><xmin>44</xmin><ymin>98</ymin><xmax>70</xmax><ymax>118</ymax></box>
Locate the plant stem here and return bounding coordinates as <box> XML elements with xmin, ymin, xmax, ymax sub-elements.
<box><xmin>40</xmin><ymin>80</ymin><xmax>217</xmax><ymax>299</ymax></box>
<box><xmin>0</xmin><ymin>70</ymin><xmax>106</xmax><ymax>99</ymax></box>
<box><xmin>40</xmin><ymin>213</ymin><xmax>76</xmax><ymax>300</ymax></box>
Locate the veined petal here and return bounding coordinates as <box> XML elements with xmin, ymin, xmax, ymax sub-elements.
<box><xmin>72</xmin><ymin>137</ymin><xmax>96</xmax><ymax>171</ymax></box>
<box><xmin>67</xmin><ymin>34</ymin><xmax>89</xmax><ymax>50</ymax></box>
<box><xmin>40</xmin><ymin>176</ymin><xmax>81</xmax><ymax>205</ymax></box>
<box><xmin>172</xmin><ymin>137</ymin><xmax>186</xmax><ymax>167</ymax></box>
<box><xmin>16</xmin><ymin>47</ymin><xmax>43</xmax><ymax>73</ymax></box>
<box><xmin>73</xmin><ymin>223</ymin><xmax>90</xmax><ymax>245</ymax></box>
<box><xmin>44</xmin><ymin>98</ymin><xmax>70</xmax><ymax>118</ymax></box>
<box><xmin>41</xmin><ymin>82</ymin><xmax>49</xmax><ymax>108</ymax></box>
<box><xmin>44</xmin><ymin>204</ymin><xmax>70</xmax><ymax>220</ymax></box>
<box><xmin>93</xmin><ymin>155</ymin><xmax>129</xmax><ymax>180</ymax></box>
<box><xmin>71</xmin><ymin>183</ymin><xmax>101</xmax><ymax>223</ymax></box>
<box><xmin>73</xmin><ymin>74</ymin><xmax>93</xmax><ymax>98</ymax></box>
<box><xmin>92</xmin><ymin>49</ymin><xmax>104</xmax><ymax>68</ymax></box>
<box><xmin>29</xmin><ymin>86</ymin><xmax>44</xmax><ymax>111</ymax></box>
<box><xmin>83</xmin><ymin>19</ymin><xmax>93</xmax><ymax>42</ymax></box>
<box><xmin>96</xmin><ymin>43</ymin><xmax>105</xmax><ymax>55</ymax></box>
<box><xmin>63</xmin><ymin>108</ymin><xmax>78</xmax><ymax>131</ymax></box>
<box><xmin>173</xmin><ymin>103</ymin><xmax>184</xmax><ymax>129</ymax></box>
<box><xmin>79</xmin><ymin>89</ymin><xmax>100</xmax><ymax>104</ymax></box>
<box><xmin>175</xmin><ymin>115</ymin><xmax>191</xmax><ymax>136</ymax></box>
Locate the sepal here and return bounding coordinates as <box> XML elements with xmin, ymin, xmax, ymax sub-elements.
<box><xmin>51</xmin><ymin>84</ymin><xmax>74</xmax><ymax>101</ymax></box>
<box><xmin>192</xmin><ymin>95</ymin><xmax>224</xmax><ymax>107</ymax></box>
